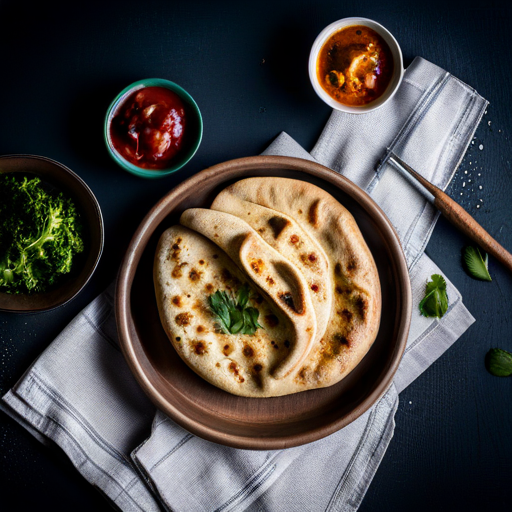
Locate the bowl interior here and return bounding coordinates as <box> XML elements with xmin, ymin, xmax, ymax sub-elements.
<box><xmin>117</xmin><ymin>156</ymin><xmax>411</xmax><ymax>449</ymax></box>
<box><xmin>104</xmin><ymin>78</ymin><xmax>203</xmax><ymax>179</ymax></box>
<box><xmin>309</xmin><ymin>17</ymin><xmax>404</xmax><ymax>114</ymax></box>
<box><xmin>0</xmin><ymin>155</ymin><xmax>104</xmax><ymax>313</ymax></box>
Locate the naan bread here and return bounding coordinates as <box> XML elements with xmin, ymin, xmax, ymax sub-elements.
<box><xmin>154</xmin><ymin>225</ymin><xmax>297</xmax><ymax>397</ymax></box>
<box><xmin>154</xmin><ymin>178</ymin><xmax>381</xmax><ymax>397</ymax></box>
<box><xmin>213</xmin><ymin>178</ymin><xmax>381</xmax><ymax>391</ymax></box>
<box><xmin>210</xmin><ymin>193</ymin><xmax>332</xmax><ymax>341</ymax></box>
<box><xmin>180</xmin><ymin>208</ymin><xmax>317</xmax><ymax>379</ymax></box>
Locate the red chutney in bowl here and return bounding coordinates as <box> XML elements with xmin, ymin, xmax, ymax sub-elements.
<box><xmin>109</xmin><ymin>87</ymin><xmax>186</xmax><ymax>170</ymax></box>
<box><xmin>317</xmin><ymin>25</ymin><xmax>394</xmax><ymax>107</ymax></box>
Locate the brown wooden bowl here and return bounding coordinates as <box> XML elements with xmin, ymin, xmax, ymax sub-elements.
<box><xmin>116</xmin><ymin>155</ymin><xmax>411</xmax><ymax>449</ymax></box>
<box><xmin>0</xmin><ymin>155</ymin><xmax>104</xmax><ymax>313</ymax></box>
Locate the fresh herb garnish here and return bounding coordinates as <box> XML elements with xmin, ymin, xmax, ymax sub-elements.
<box><xmin>419</xmin><ymin>274</ymin><xmax>448</xmax><ymax>318</ymax></box>
<box><xmin>485</xmin><ymin>348</ymin><xmax>512</xmax><ymax>377</ymax></box>
<box><xmin>462</xmin><ymin>246</ymin><xmax>492</xmax><ymax>281</ymax></box>
<box><xmin>0</xmin><ymin>174</ymin><xmax>84</xmax><ymax>294</ymax></box>
<box><xmin>208</xmin><ymin>283</ymin><xmax>263</xmax><ymax>335</ymax></box>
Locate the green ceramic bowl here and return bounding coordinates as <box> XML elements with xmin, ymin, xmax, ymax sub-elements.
<box><xmin>104</xmin><ymin>78</ymin><xmax>203</xmax><ymax>179</ymax></box>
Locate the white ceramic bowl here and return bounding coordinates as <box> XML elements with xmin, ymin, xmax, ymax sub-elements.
<box><xmin>309</xmin><ymin>17</ymin><xmax>404</xmax><ymax>114</ymax></box>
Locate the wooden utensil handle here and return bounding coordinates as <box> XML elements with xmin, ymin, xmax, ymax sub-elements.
<box><xmin>434</xmin><ymin>190</ymin><xmax>512</xmax><ymax>273</ymax></box>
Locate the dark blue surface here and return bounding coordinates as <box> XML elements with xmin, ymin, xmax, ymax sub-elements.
<box><xmin>1</xmin><ymin>0</ymin><xmax>511</xmax><ymax>510</ymax></box>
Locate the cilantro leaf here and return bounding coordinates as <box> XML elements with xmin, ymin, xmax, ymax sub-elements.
<box><xmin>208</xmin><ymin>284</ymin><xmax>263</xmax><ymax>335</ymax></box>
<box><xmin>462</xmin><ymin>246</ymin><xmax>492</xmax><ymax>281</ymax></box>
<box><xmin>419</xmin><ymin>274</ymin><xmax>448</xmax><ymax>318</ymax></box>
<box><xmin>486</xmin><ymin>348</ymin><xmax>512</xmax><ymax>377</ymax></box>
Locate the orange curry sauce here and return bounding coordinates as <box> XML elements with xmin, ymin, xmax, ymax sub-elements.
<box><xmin>317</xmin><ymin>25</ymin><xmax>394</xmax><ymax>106</ymax></box>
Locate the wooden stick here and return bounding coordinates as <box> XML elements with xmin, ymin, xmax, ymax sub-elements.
<box><xmin>389</xmin><ymin>155</ymin><xmax>512</xmax><ymax>274</ymax></box>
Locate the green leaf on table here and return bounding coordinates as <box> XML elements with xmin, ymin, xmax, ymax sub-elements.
<box><xmin>485</xmin><ymin>348</ymin><xmax>512</xmax><ymax>377</ymax></box>
<box><xmin>462</xmin><ymin>246</ymin><xmax>492</xmax><ymax>281</ymax></box>
<box><xmin>419</xmin><ymin>274</ymin><xmax>448</xmax><ymax>318</ymax></box>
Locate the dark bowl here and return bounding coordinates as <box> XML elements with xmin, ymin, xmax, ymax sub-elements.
<box><xmin>0</xmin><ymin>155</ymin><xmax>104</xmax><ymax>313</ymax></box>
<box><xmin>116</xmin><ymin>155</ymin><xmax>411</xmax><ymax>449</ymax></box>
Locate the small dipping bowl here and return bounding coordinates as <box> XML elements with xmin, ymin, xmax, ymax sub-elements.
<box><xmin>309</xmin><ymin>17</ymin><xmax>403</xmax><ymax>114</ymax></box>
<box><xmin>104</xmin><ymin>78</ymin><xmax>203</xmax><ymax>179</ymax></box>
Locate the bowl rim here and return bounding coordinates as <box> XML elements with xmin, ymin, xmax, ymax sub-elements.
<box><xmin>115</xmin><ymin>155</ymin><xmax>412</xmax><ymax>449</ymax></box>
<box><xmin>308</xmin><ymin>17</ymin><xmax>404</xmax><ymax>114</ymax></box>
<box><xmin>0</xmin><ymin>154</ymin><xmax>104</xmax><ymax>313</ymax></box>
<box><xmin>104</xmin><ymin>78</ymin><xmax>203</xmax><ymax>179</ymax></box>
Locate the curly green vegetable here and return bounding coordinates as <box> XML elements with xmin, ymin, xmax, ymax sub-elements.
<box><xmin>0</xmin><ymin>173</ymin><xmax>84</xmax><ymax>293</ymax></box>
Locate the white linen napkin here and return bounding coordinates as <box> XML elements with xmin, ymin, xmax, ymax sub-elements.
<box><xmin>1</xmin><ymin>56</ymin><xmax>487</xmax><ymax>512</ymax></box>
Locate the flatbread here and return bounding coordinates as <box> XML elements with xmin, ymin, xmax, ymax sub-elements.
<box><xmin>210</xmin><ymin>193</ymin><xmax>332</xmax><ymax>342</ymax></box>
<box><xmin>212</xmin><ymin>177</ymin><xmax>381</xmax><ymax>390</ymax></box>
<box><xmin>154</xmin><ymin>225</ymin><xmax>296</xmax><ymax>397</ymax></box>
<box><xmin>180</xmin><ymin>208</ymin><xmax>317</xmax><ymax>380</ymax></box>
<box><xmin>154</xmin><ymin>178</ymin><xmax>381</xmax><ymax>397</ymax></box>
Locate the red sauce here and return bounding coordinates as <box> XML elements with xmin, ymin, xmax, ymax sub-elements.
<box><xmin>317</xmin><ymin>25</ymin><xmax>394</xmax><ymax>106</ymax></box>
<box><xmin>110</xmin><ymin>86</ymin><xmax>186</xmax><ymax>169</ymax></box>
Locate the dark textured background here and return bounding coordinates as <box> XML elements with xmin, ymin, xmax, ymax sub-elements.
<box><xmin>1</xmin><ymin>0</ymin><xmax>511</xmax><ymax>510</ymax></box>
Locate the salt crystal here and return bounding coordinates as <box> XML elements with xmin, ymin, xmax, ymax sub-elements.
<box><xmin>463</xmin><ymin>182</ymin><xmax>466</xmax><ymax>187</ymax></box>
<box><xmin>488</xmin><ymin>121</ymin><xmax>492</xmax><ymax>126</ymax></box>
<box><xmin>479</xmin><ymin>185</ymin><xmax>482</xmax><ymax>189</ymax></box>
<box><xmin>469</xmin><ymin>180</ymin><xmax>472</xmax><ymax>183</ymax></box>
<box><xmin>477</xmin><ymin>205</ymin><xmax>481</xmax><ymax>209</ymax></box>
<box><xmin>478</xmin><ymin>173</ymin><xmax>481</xmax><ymax>176</ymax></box>
<box><xmin>460</xmin><ymin>192</ymin><xmax>463</xmax><ymax>196</ymax></box>
<box><xmin>479</xmin><ymin>144</ymin><xmax>484</xmax><ymax>150</ymax></box>
<box><xmin>464</xmin><ymin>170</ymin><xmax>468</xmax><ymax>174</ymax></box>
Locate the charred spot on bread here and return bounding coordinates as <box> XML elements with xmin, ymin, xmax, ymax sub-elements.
<box><xmin>171</xmin><ymin>262</ymin><xmax>188</xmax><ymax>278</ymax></box>
<box><xmin>347</xmin><ymin>259</ymin><xmax>357</xmax><ymax>272</ymax></box>
<box><xmin>171</xmin><ymin>295</ymin><xmax>182</xmax><ymax>306</ymax></box>
<box><xmin>243</xmin><ymin>345</ymin><xmax>254</xmax><ymax>358</ymax></box>
<box><xmin>228</xmin><ymin>362</ymin><xmax>245</xmax><ymax>383</ymax></box>
<box><xmin>192</xmin><ymin>340</ymin><xmax>207</xmax><ymax>355</ymax></box>
<box><xmin>189</xmin><ymin>268</ymin><xmax>202</xmax><ymax>281</ymax></box>
<box><xmin>354</xmin><ymin>295</ymin><xmax>368</xmax><ymax>319</ymax></box>
<box><xmin>223</xmin><ymin>344</ymin><xmax>233</xmax><ymax>356</ymax></box>
<box><xmin>290</xmin><ymin>234</ymin><xmax>299</xmax><ymax>244</ymax></box>
<box><xmin>249</xmin><ymin>258</ymin><xmax>265</xmax><ymax>274</ymax></box>
<box><xmin>338</xmin><ymin>309</ymin><xmax>353</xmax><ymax>322</ymax></box>
<box><xmin>175</xmin><ymin>312</ymin><xmax>193</xmax><ymax>326</ymax></box>
<box><xmin>333</xmin><ymin>333</ymin><xmax>350</xmax><ymax>351</ymax></box>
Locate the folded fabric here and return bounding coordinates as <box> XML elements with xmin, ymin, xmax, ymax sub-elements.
<box><xmin>1</xmin><ymin>56</ymin><xmax>487</xmax><ymax>512</ymax></box>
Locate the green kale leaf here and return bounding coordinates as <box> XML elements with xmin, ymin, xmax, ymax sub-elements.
<box><xmin>0</xmin><ymin>173</ymin><xmax>84</xmax><ymax>293</ymax></box>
